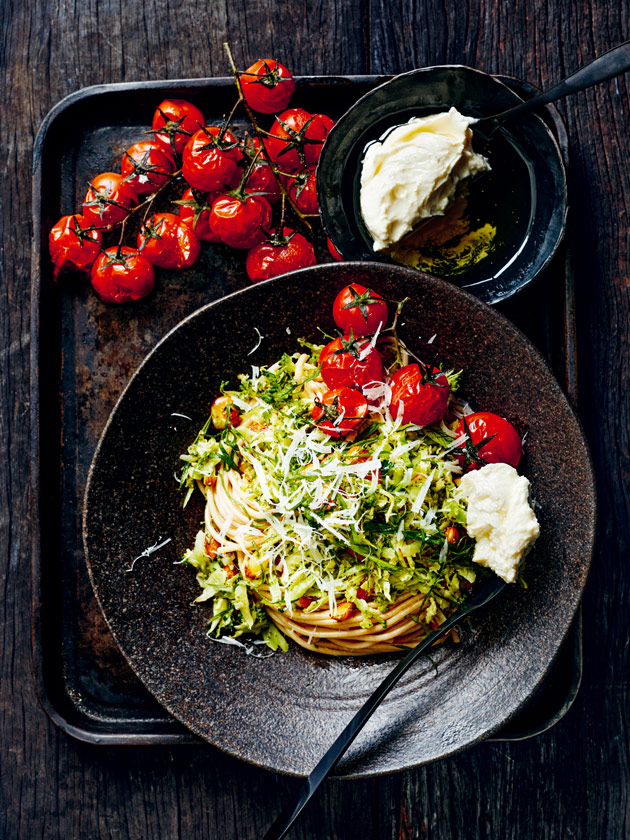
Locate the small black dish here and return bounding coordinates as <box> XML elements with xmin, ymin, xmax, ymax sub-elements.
<box><xmin>316</xmin><ymin>66</ymin><xmax>568</xmax><ymax>304</ymax></box>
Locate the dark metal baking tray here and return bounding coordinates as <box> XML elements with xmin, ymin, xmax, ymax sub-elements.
<box><xmin>31</xmin><ymin>74</ymin><xmax>581</xmax><ymax>746</ymax></box>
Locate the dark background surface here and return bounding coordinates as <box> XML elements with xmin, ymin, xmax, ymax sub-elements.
<box><xmin>3</xmin><ymin>1</ymin><xmax>629</xmax><ymax>838</ymax></box>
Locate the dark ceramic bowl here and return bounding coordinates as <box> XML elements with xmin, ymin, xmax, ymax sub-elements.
<box><xmin>83</xmin><ymin>263</ymin><xmax>594</xmax><ymax>777</ymax></box>
<box><xmin>316</xmin><ymin>66</ymin><xmax>568</xmax><ymax>304</ymax></box>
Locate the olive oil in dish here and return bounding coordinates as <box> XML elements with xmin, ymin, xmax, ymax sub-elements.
<box><xmin>355</xmin><ymin>114</ymin><xmax>536</xmax><ymax>288</ymax></box>
<box><xmin>390</xmin><ymin>127</ymin><xmax>536</xmax><ymax>284</ymax></box>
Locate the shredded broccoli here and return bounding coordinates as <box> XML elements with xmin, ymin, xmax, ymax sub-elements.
<box><xmin>179</xmin><ymin>344</ymin><xmax>476</xmax><ymax>651</ymax></box>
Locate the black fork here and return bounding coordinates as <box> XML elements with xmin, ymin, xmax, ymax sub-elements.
<box><xmin>261</xmin><ymin>574</ymin><xmax>508</xmax><ymax>840</ymax></box>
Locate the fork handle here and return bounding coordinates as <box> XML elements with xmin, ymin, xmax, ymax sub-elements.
<box><xmin>487</xmin><ymin>39</ymin><xmax>630</xmax><ymax>123</ymax></box>
<box><xmin>260</xmin><ymin>577</ymin><xmax>507</xmax><ymax>840</ymax></box>
<box><xmin>260</xmin><ymin>619</ymin><xmax>454</xmax><ymax>840</ymax></box>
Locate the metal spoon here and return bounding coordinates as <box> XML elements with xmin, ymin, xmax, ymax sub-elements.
<box><xmin>261</xmin><ymin>574</ymin><xmax>507</xmax><ymax>840</ymax></box>
<box><xmin>479</xmin><ymin>39</ymin><xmax>630</xmax><ymax>126</ymax></box>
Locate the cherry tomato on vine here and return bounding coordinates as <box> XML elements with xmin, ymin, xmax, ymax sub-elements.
<box><xmin>454</xmin><ymin>412</ymin><xmax>522</xmax><ymax>470</ymax></box>
<box><xmin>286</xmin><ymin>167</ymin><xmax>318</xmax><ymax>214</ymax></box>
<box><xmin>304</xmin><ymin>113</ymin><xmax>334</xmax><ymax>165</ymax></box>
<box><xmin>90</xmin><ymin>247</ymin><xmax>155</xmax><ymax>304</ymax></box>
<box><xmin>241</xmin><ymin>137</ymin><xmax>282</xmax><ymax>204</ymax></box>
<box><xmin>246</xmin><ymin>226</ymin><xmax>316</xmax><ymax>282</ymax></box>
<box><xmin>82</xmin><ymin>173</ymin><xmax>138</xmax><ymax>227</ymax></box>
<box><xmin>241</xmin><ymin>59</ymin><xmax>296</xmax><ymax>114</ymax></box>
<box><xmin>312</xmin><ymin>387</ymin><xmax>369</xmax><ymax>438</ymax></box>
<box><xmin>120</xmin><ymin>141</ymin><xmax>176</xmax><ymax>196</ymax></box>
<box><xmin>245</xmin><ymin>158</ymin><xmax>282</xmax><ymax>203</ymax></box>
<box><xmin>332</xmin><ymin>284</ymin><xmax>387</xmax><ymax>336</ymax></box>
<box><xmin>137</xmin><ymin>213</ymin><xmax>201</xmax><ymax>270</ymax></box>
<box><xmin>266</xmin><ymin>108</ymin><xmax>333</xmax><ymax>171</ymax></box>
<box><xmin>48</xmin><ymin>214</ymin><xmax>102</xmax><ymax>280</ymax></box>
<box><xmin>152</xmin><ymin>99</ymin><xmax>205</xmax><ymax>155</ymax></box>
<box><xmin>176</xmin><ymin>187</ymin><xmax>222</xmax><ymax>242</ymax></box>
<box><xmin>319</xmin><ymin>335</ymin><xmax>384</xmax><ymax>391</ymax></box>
<box><xmin>389</xmin><ymin>363</ymin><xmax>450</xmax><ymax>427</ymax></box>
<box><xmin>265</xmin><ymin>107</ymin><xmax>310</xmax><ymax>170</ymax></box>
<box><xmin>326</xmin><ymin>238</ymin><xmax>344</xmax><ymax>262</ymax></box>
<box><xmin>182</xmin><ymin>126</ymin><xmax>242</xmax><ymax>192</ymax></box>
<box><xmin>209</xmin><ymin>192</ymin><xmax>272</xmax><ymax>249</ymax></box>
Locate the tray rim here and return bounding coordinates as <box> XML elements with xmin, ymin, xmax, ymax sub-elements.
<box><xmin>30</xmin><ymin>71</ymin><xmax>584</xmax><ymax>753</ymax></box>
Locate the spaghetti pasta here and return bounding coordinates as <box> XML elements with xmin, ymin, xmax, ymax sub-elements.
<box><xmin>179</xmin><ymin>332</ymin><xmax>481</xmax><ymax>656</ymax></box>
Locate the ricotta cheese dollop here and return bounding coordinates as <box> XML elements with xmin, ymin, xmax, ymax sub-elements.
<box><xmin>359</xmin><ymin>107</ymin><xmax>490</xmax><ymax>252</ymax></box>
<box><xmin>458</xmin><ymin>462</ymin><xmax>540</xmax><ymax>584</ymax></box>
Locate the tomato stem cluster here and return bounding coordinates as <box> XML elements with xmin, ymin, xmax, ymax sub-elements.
<box><xmin>80</xmin><ymin>168</ymin><xmax>183</xmax><ymax>237</ymax></box>
<box><xmin>223</xmin><ymin>41</ymin><xmax>315</xmax><ymax>232</ymax></box>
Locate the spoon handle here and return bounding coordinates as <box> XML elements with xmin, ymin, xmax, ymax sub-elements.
<box><xmin>261</xmin><ymin>577</ymin><xmax>506</xmax><ymax>840</ymax></box>
<box><xmin>489</xmin><ymin>39</ymin><xmax>630</xmax><ymax>122</ymax></box>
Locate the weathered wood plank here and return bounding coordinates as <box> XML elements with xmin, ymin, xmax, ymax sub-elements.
<box><xmin>3</xmin><ymin>1</ymin><xmax>370</xmax><ymax>838</ymax></box>
<box><xmin>367</xmin><ymin>1</ymin><xmax>630</xmax><ymax>839</ymax></box>
<box><xmin>2</xmin><ymin>0</ymin><xmax>630</xmax><ymax>837</ymax></box>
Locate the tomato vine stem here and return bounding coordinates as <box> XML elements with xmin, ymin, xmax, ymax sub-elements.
<box><xmin>66</xmin><ymin>48</ymin><xmax>324</xmax><ymax>274</ymax></box>
<box><xmin>223</xmin><ymin>41</ymin><xmax>313</xmax><ymax>234</ymax></box>
<box><xmin>83</xmin><ymin>169</ymin><xmax>183</xmax><ymax>242</ymax></box>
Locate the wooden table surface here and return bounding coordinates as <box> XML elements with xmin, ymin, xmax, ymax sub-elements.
<box><xmin>3</xmin><ymin>1</ymin><xmax>629</xmax><ymax>837</ymax></box>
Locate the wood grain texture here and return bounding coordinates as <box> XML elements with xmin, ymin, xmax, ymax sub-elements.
<box><xmin>2</xmin><ymin>0</ymin><xmax>630</xmax><ymax>838</ymax></box>
<box><xmin>369</xmin><ymin>3</ymin><xmax>630</xmax><ymax>839</ymax></box>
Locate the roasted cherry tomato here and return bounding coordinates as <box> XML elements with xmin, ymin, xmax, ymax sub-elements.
<box><xmin>266</xmin><ymin>108</ymin><xmax>333</xmax><ymax>171</ymax></box>
<box><xmin>246</xmin><ymin>226</ymin><xmax>316</xmax><ymax>282</ymax></box>
<box><xmin>182</xmin><ymin>126</ymin><xmax>242</xmax><ymax>192</ymax></box>
<box><xmin>137</xmin><ymin>213</ymin><xmax>200</xmax><ymax>270</ymax></box>
<box><xmin>319</xmin><ymin>335</ymin><xmax>384</xmax><ymax>391</ymax></box>
<box><xmin>332</xmin><ymin>284</ymin><xmax>388</xmax><ymax>336</ymax></box>
<box><xmin>90</xmin><ymin>247</ymin><xmax>155</xmax><ymax>303</ymax></box>
<box><xmin>455</xmin><ymin>411</ymin><xmax>522</xmax><ymax>470</ymax></box>
<box><xmin>445</xmin><ymin>526</ymin><xmax>460</xmax><ymax>545</ymax></box>
<box><xmin>210</xmin><ymin>395</ymin><xmax>241</xmax><ymax>429</ymax></box>
<box><xmin>245</xmin><ymin>157</ymin><xmax>282</xmax><ymax>204</ymax></box>
<box><xmin>389</xmin><ymin>363</ymin><xmax>450</xmax><ymax>426</ymax></box>
<box><xmin>331</xmin><ymin>601</ymin><xmax>357</xmax><ymax>621</ymax></box>
<box><xmin>176</xmin><ymin>187</ymin><xmax>222</xmax><ymax>242</ymax></box>
<box><xmin>312</xmin><ymin>387</ymin><xmax>369</xmax><ymax>438</ymax></box>
<box><xmin>82</xmin><ymin>173</ymin><xmax>138</xmax><ymax>227</ymax></box>
<box><xmin>286</xmin><ymin>166</ymin><xmax>318</xmax><ymax>214</ymax></box>
<box><xmin>152</xmin><ymin>98</ymin><xmax>205</xmax><ymax>155</ymax></box>
<box><xmin>304</xmin><ymin>113</ymin><xmax>334</xmax><ymax>166</ymax></box>
<box><xmin>326</xmin><ymin>237</ymin><xmax>344</xmax><ymax>262</ymax></box>
<box><xmin>120</xmin><ymin>141</ymin><xmax>176</xmax><ymax>195</ymax></box>
<box><xmin>241</xmin><ymin>137</ymin><xmax>282</xmax><ymax>204</ymax></box>
<box><xmin>265</xmin><ymin>107</ymin><xmax>311</xmax><ymax>170</ymax></box>
<box><xmin>48</xmin><ymin>214</ymin><xmax>102</xmax><ymax>280</ymax></box>
<box><xmin>209</xmin><ymin>193</ymin><xmax>272</xmax><ymax>250</ymax></box>
<box><xmin>241</xmin><ymin>59</ymin><xmax>296</xmax><ymax>114</ymax></box>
